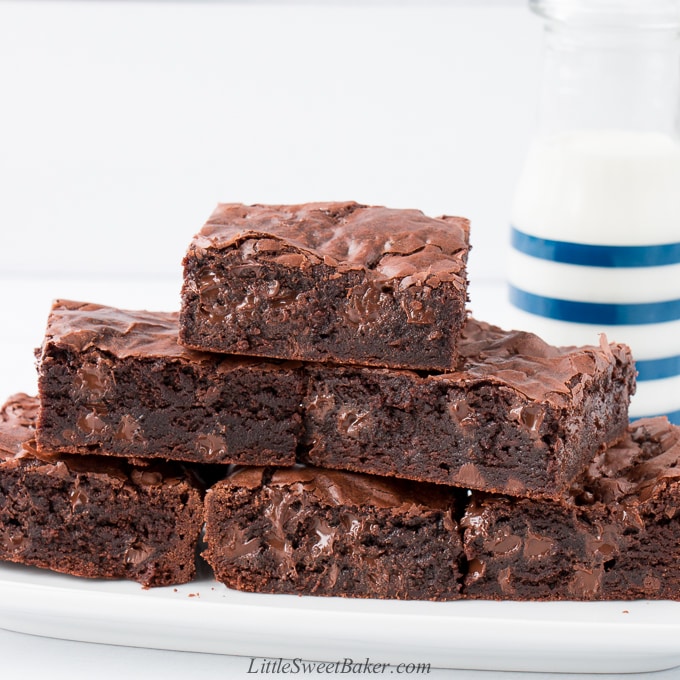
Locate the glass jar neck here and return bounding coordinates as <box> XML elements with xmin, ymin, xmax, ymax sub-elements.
<box><xmin>536</xmin><ymin>21</ymin><xmax>680</xmax><ymax>139</ymax></box>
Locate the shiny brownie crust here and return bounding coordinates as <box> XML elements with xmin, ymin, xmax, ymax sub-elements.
<box><xmin>36</xmin><ymin>300</ymin><xmax>305</xmax><ymax>465</ymax></box>
<box><xmin>0</xmin><ymin>394</ymin><xmax>203</xmax><ymax>587</ymax></box>
<box><xmin>203</xmin><ymin>466</ymin><xmax>464</xmax><ymax>600</ymax></box>
<box><xmin>461</xmin><ymin>417</ymin><xmax>680</xmax><ymax>600</ymax></box>
<box><xmin>179</xmin><ymin>202</ymin><xmax>470</xmax><ymax>371</ymax></box>
<box><xmin>301</xmin><ymin>318</ymin><xmax>636</xmax><ymax>499</ymax></box>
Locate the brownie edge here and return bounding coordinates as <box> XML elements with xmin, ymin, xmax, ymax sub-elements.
<box><xmin>203</xmin><ymin>466</ymin><xmax>464</xmax><ymax>600</ymax></box>
<box><xmin>301</xmin><ymin>318</ymin><xmax>636</xmax><ymax>499</ymax></box>
<box><xmin>461</xmin><ymin>417</ymin><xmax>680</xmax><ymax>601</ymax></box>
<box><xmin>36</xmin><ymin>300</ymin><xmax>304</xmax><ymax>465</ymax></box>
<box><xmin>180</xmin><ymin>202</ymin><xmax>470</xmax><ymax>370</ymax></box>
<box><xmin>0</xmin><ymin>394</ymin><xmax>203</xmax><ymax>587</ymax></box>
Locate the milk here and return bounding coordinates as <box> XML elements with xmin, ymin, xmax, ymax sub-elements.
<box><xmin>508</xmin><ymin>130</ymin><xmax>680</xmax><ymax>421</ymax></box>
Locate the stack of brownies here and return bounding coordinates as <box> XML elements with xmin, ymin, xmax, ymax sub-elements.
<box><xmin>1</xmin><ymin>201</ymin><xmax>679</xmax><ymax>600</ymax></box>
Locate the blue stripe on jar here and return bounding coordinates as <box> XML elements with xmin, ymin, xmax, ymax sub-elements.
<box><xmin>509</xmin><ymin>286</ymin><xmax>680</xmax><ymax>325</ymax></box>
<box><xmin>511</xmin><ymin>226</ymin><xmax>680</xmax><ymax>268</ymax></box>
<box><xmin>635</xmin><ymin>355</ymin><xmax>680</xmax><ymax>381</ymax></box>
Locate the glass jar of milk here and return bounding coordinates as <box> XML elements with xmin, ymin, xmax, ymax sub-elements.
<box><xmin>508</xmin><ymin>0</ymin><xmax>680</xmax><ymax>422</ymax></box>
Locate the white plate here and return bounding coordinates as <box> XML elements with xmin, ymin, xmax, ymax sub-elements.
<box><xmin>1</xmin><ymin>561</ymin><xmax>680</xmax><ymax>674</ymax></box>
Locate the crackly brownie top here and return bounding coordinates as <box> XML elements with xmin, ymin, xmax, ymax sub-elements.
<box><xmin>39</xmin><ymin>300</ymin><xmax>295</xmax><ymax>371</ymax></box>
<box><xmin>188</xmin><ymin>202</ymin><xmax>470</xmax><ymax>289</ymax></box>
<box><xmin>0</xmin><ymin>393</ymin><xmax>40</xmax><ymax>461</ymax></box>
<box><xmin>582</xmin><ymin>417</ymin><xmax>680</xmax><ymax>506</ymax></box>
<box><xmin>222</xmin><ymin>465</ymin><xmax>456</xmax><ymax>513</ymax></box>
<box><xmin>441</xmin><ymin>318</ymin><xmax>634</xmax><ymax>407</ymax></box>
<box><xmin>39</xmin><ymin>300</ymin><xmax>207</xmax><ymax>361</ymax></box>
<box><xmin>0</xmin><ymin>394</ymin><xmax>193</xmax><ymax>488</ymax></box>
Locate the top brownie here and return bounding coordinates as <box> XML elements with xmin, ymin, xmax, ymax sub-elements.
<box><xmin>179</xmin><ymin>202</ymin><xmax>470</xmax><ymax>370</ymax></box>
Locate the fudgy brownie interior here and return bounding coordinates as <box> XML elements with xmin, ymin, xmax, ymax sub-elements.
<box><xmin>0</xmin><ymin>393</ymin><xmax>203</xmax><ymax>587</ymax></box>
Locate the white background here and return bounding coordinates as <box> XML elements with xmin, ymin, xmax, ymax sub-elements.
<box><xmin>2</xmin><ymin>1</ymin><xmax>678</xmax><ymax>678</ymax></box>
<box><xmin>0</xmin><ymin>0</ymin><xmax>537</xmax><ymax>279</ymax></box>
<box><xmin>0</xmin><ymin>0</ymin><xmax>539</xmax><ymax>399</ymax></box>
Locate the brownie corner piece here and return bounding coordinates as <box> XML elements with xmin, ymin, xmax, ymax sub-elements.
<box><xmin>35</xmin><ymin>299</ymin><xmax>304</xmax><ymax>465</ymax></box>
<box><xmin>179</xmin><ymin>202</ymin><xmax>470</xmax><ymax>370</ymax></box>
<box><xmin>0</xmin><ymin>393</ymin><xmax>203</xmax><ymax>587</ymax></box>
<box><xmin>203</xmin><ymin>466</ymin><xmax>464</xmax><ymax>600</ymax></box>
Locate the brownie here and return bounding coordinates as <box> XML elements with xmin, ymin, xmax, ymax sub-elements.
<box><xmin>0</xmin><ymin>394</ymin><xmax>203</xmax><ymax>587</ymax></box>
<box><xmin>36</xmin><ymin>300</ymin><xmax>304</xmax><ymax>465</ymax></box>
<box><xmin>461</xmin><ymin>417</ymin><xmax>680</xmax><ymax>601</ymax></box>
<box><xmin>179</xmin><ymin>202</ymin><xmax>470</xmax><ymax>370</ymax></box>
<box><xmin>203</xmin><ymin>466</ymin><xmax>463</xmax><ymax>600</ymax></box>
<box><xmin>301</xmin><ymin>318</ymin><xmax>636</xmax><ymax>499</ymax></box>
